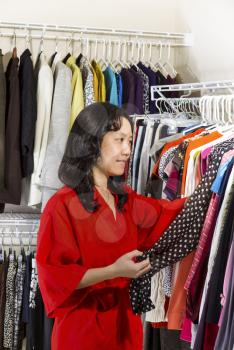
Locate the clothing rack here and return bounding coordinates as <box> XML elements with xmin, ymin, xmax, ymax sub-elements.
<box><xmin>151</xmin><ymin>80</ymin><xmax>234</xmax><ymax>100</ymax></box>
<box><xmin>150</xmin><ymin>80</ymin><xmax>234</xmax><ymax>124</ymax></box>
<box><xmin>0</xmin><ymin>213</ymin><xmax>40</xmax><ymax>246</ymax></box>
<box><xmin>0</xmin><ymin>21</ymin><xmax>193</xmax><ymax>45</ymax></box>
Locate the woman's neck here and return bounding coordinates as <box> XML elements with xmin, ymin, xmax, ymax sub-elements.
<box><xmin>92</xmin><ymin>166</ymin><xmax>109</xmax><ymax>189</ymax></box>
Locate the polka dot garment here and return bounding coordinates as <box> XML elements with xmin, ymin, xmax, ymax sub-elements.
<box><xmin>129</xmin><ymin>139</ymin><xmax>234</xmax><ymax>314</ymax></box>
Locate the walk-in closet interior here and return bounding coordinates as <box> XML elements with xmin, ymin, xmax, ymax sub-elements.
<box><xmin>0</xmin><ymin>0</ymin><xmax>234</xmax><ymax>349</ymax></box>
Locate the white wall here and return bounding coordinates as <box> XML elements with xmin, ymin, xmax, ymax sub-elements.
<box><xmin>175</xmin><ymin>0</ymin><xmax>234</xmax><ymax>82</ymax></box>
<box><xmin>2</xmin><ymin>0</ymin><xmax>233</xmax><ymax>81</ymax></box>
<box><xmin>1</xmin><ymin>0</ymin><xmax>177</xmax><ymax>31</ymax></box>
<box><xmin>0</xmin><ymin>0</ymin><xmax>179</xmax><ymax>66</ymax></box>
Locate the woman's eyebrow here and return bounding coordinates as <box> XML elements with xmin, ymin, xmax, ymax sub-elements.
<box><xmin>118</xmin><ymin>131</ymin><xmax>133</xmax><ymax>138</ymax></box>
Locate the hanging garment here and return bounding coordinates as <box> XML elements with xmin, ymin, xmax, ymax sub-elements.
<box><xmin>120</xmin><ymin>68</ymin><xmax>136</xmax><ymax>114</ymax></box>
<box><xmin>180</xmin><ymin>130</ymin><xmax>222</xmax><ymax>195</ymax></box>
<box><xmin>132</xmin><ymin>125</ymin><xmax>146</xmax><ymax>191</ymax></box>
<box><xmin>145</xmin><ymin>269</ymin><xmax>167</xmax><ymax>323</ymax></box>
<box><xmin>90</xmin><ymin>65</ymin><xmax>99</xmax><ymax>102</ymax></box>
<box><xmin>0</xmin><ymin>252</ymin><xmax>7</xmax><ymax>350</ymax></box>
<box><xmin>91</xmin><ymin>60</ymin><xmax>106</xmax><ymax>102</ymax></box>
<box><xmin>185</xmin><ymin>193</ymin><xmax>220</xmax><ymax>322</ymax></box>
<box><xmin>126</xmin><ymin>118</ymin><xmax>139</xmax><ymax>187</ymax></box>
<box><xmin>0</xmin><ymin>49</ymin><xmax>6</xmax><ymax>191</ymax></box>
<box><xmin>103</xmin><ymin>66</ymin><xmax>118</xmax><ymax>106</ymax></box>
<box><xmin>115</xmin><ymin>73</ymin><xmax>123</xmax><ymax>107</ymax></box>
<box><xmin>79</xmin><ymin>56</ymin><xmax>95</xmax><ymax>106</ymax></box>
<box><xmin>199</xmin><ymin>163</ymin><xmax>234</xmax><ymax>324</ymax></box>
<box><xmin>40</xmin><ymin>62</ymin><xmax>72</xmax><ymax>208</ymax></box>
<box><xmin>130</xmin><ymin>138</ymin><xmax>234</xmax><ymax>314</ymax></box>
<box><xmin>28</xmin><ymin>54</ymin><xmax>53</xmax><ymax>206</ymax></box>
<box><xmin>66</xmin><ymin>56</ymin><xmax>84</xmax><ymax>129</ymax></box>
<box><xmin>4</xmin><ymin>253</ymin><xmax>17</xmax><ymax>348</ymax></box>
<box><xmin>19</xmin><ymin>48</ymin><xmax>37</xmax><ymax>177</ymax></box>
<box><xmin>13</xmin><ymin>254</ymin><xmax>26</xmax><ymax>350</ymax></box>
<box><xmin>137</xmin><ymin>62</ymin><xmax>157</xmax><ymax>114</ymax></box>
<box><xmin>214</xmin><ymin>240</ymin><xmax>234</xmax><ymax>350</ymax></box>
<box><xmin>36</xmin><ymin>185</ymin><xmax>185</xmax><ymax>350</ymax></box>
<box><xmin>22</xmin><ymin>253</ymin><xmax>32</xmax><ymax>324</ymax></box>
<box><xmin>132</xmin><ymin>66</ymin><xmax>149</xmax><ymax>115</ymax></box>
<box><xmin>0</xmin><ymin>53</ymin><xmax>22</xmax><ymax>206</ymax></box>
<box><xmin>167</xmin><ymin>252</ymin><xmax>195</xmax><ymax>329</ymax></box>
<box><xmin>137</xmin><ymin>120</ymin><xmax>155</xmax><ymax>194</ymax></box>
<box><xmin>130</xmin><ymin>67</ymin><xmax>144</xmax><ymax>114</ymax></box>
<box><xmin>27</xmin><ymin>257</ymin><xmax>45</xmax><ymax>350</ymax></box>
<box><xmin>193</xmin><ymin>187</ymin><xmax>234</xmax><ymax>350</ymax></box>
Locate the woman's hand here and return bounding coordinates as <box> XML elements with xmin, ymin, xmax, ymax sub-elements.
<box><xmin>110</xmin><ymin>250</ymin><xmax>151</xmax><ymax>279</ymax></box>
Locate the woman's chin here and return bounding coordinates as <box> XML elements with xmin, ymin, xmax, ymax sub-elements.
<box><xmin>109</xmin><ymin>169</ymin><xmax>125</xmax><ymax>177</ymax></box>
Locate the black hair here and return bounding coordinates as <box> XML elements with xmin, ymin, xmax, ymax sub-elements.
<box><xmin>58</xmin><ymin>102</ymin><xmax>133</xmax><ymax>212</ymax></box>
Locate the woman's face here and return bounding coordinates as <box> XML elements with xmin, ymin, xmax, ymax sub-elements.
<box><xmin>96</xmin><ymin>117</ymin><xmax>133</xmax><ymax>177</ymax></box>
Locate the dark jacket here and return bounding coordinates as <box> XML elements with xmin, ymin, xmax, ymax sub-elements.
<box><xmin>19</xmin><ymin>49</ymin><xmax>37</xmax><ymax>177</ymax></box>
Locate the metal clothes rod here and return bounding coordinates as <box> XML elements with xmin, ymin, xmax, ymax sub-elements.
<box><xmin>0</xmin><ymin>21</ymin><xmax>192</xmax><ymax>42</ymax></box>
<box><xmin>0</xmin><ymin>223</ymin><xmax>39</xmax><ymax>227</ymax></box>
<box><xmin>151</xmin><ymin>80</ymin><xmax>234</xmax><ymax>101</ymax></box>
<box><xmin>0</xmin><ymin>32</ymin><xmax>189</xmax><ymax>47</ymax></box>
<box><xmin>153</xmin><ymin>80</ymin><xmax>234</xmax><ymax>91</ymax></box>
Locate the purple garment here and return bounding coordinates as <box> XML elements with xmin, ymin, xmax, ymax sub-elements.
<box><xmin>201</xmin><ymin>147</ymin><xmax>212</xmax><ymax>176</ymax></box>
<box><xmin>218</xmin><ymin>241</ymin><xmax>233</xmax><ymax>326</ymax></box>
<box><xmin>137</xmin><ymin>62</ymin><xmax>157</xmax><ymax>113</ymax></box>
<box><xmin>120</xmin><ymin>68</ymin><xmax>136</xmax><ymax>114</ymax></box>
<box><xmin>163</xmin><ymin>167</ymin><xmax>180</xmax><ymax>200</ymax></box>
<box><xmin>130</xmin><ymin>67</ymin><xmax>144</xmax><ymax>114</ymax></box>
<box><xmin>186</xmin><ymin>194</ymin><xmax>220</xmax><ymax>322</ymax></box>
<box><xmin>214</xmin><ymin>239</ymin><xmax>234</xmax><ymax>350</ymax></box>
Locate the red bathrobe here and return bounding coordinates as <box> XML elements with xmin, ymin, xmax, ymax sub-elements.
<box><xmin>36</xmin><ymin>186</ymin><xmax>185</xmax><ymax>350</ymax></box>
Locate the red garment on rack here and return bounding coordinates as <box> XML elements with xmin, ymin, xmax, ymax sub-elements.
<box><xmin>36</xmin><ymin>186</ymin><xmax>185</xmax><ymax>350</ymax></box>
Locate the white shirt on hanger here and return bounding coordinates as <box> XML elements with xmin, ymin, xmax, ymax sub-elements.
<box><xmin>40</xmin><ymin>61</ymin><xmax>72</xmax><ymax>209</ymax></box>
<box><xmin>28</xmin><ymin>53</ymin><xmax>53</xmax><ymax>206</ymax></box>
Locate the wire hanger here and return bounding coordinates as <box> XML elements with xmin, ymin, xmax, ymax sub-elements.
<box><xmin>163</xmin><ymin>42</ymin><xmax>177</xmax><ymax>78</ymax></box>
<box><xmin>122</xmin><ymin>40</ymin><xmax>130</xmax><ymax>68</ymax></box>
<box><xmin>112</xmin><ymin>40</ymin><xmax>124</xmax><ymax>70</ymax></box>
<box><xmin>98</xmin><ymin>39</ymin><xmax>108</xmax><ymax>69</ymax></box>
<box><xmin>153</xmin><ymin>42</ymin><xmax>168</xmax><ymax>78</ymax></box>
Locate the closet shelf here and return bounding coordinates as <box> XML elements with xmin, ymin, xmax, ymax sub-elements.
<box><xmin>0</xmin><ymin>20</ymin><xmax>193</xmax><ymax>46</ymax></box>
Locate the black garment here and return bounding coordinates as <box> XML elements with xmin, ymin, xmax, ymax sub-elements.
<box><xmin>43</xmin><ymin>314</ymin><xmax>54</xmax><ymax>350</ymax></box>
<box><xmin>137</xmin><ymin>62</ymin><xmax>157</xmax><ymax>114</ymax></box>
<box><xmin>130</xmin><ymin>67</ymin><xmax>144</xmax><ymax>114</ymax></box>
<box><xmin>206</xmin><ymin>172</ymin><xmax>234</xmax><ymax>324</ymax></box>
<box><xmin>22</xmin><ymin>253</ymin><xmax>32</xmax><ymax>324</ymax></box>
<box><xmin>146</xmin><ymin>122</ymin><xmax>160</xmax><ymax>186</ymax></box>
<box><xmin>63</xmin><ymin>53</ymin><xmax>71</xmax><ymax>64</ymax></box>
<box><xmin>194</xmin><ymin>198</ymin><xmax>234</xmax><ymax>350</ymax></box>
<box><xmin>159</xmin><ymin>125</ymin><xmax>169</xmax><ymax>139</ymax></box>
<box><xmin>154</xmin><ymin>70</ymin><xmax>167</xmax><ymax>102</ymax></box>
<box><xmin>0</xmin><ymin>49</ymin><xmax>6</xmax><ymax>191</ymax></box>
<box><xmin>144</xmin><ymin>325</ymin><xmax>190</xmax><ymax>350</ymax></box>
<box><xmin>214</xmin><ymin>233</ymin><xmax>234</xmax><ymax>350</ymax></box>
<box><xmin>130</xmin><ymin>138</ymin><xmax>234</xmax><ymax>314</ymax></box>
<box><xmin>0</xmin><ymin>55</ymin><xmax>22</xmax><ymax>205</ymax></box>
<box><xmin>19</xmin><ymin>49</ymin><xmax>37</xmax><ymax>177</ymax></box>
<box><xmin>0</xmin><ymin>253</ymin><xmax>8</xmax><ymax>350</ymax></box>
<box><xmin>120</xmin><ymin>68</ymin><xmax>136</xmax><ymax>115</ymax></box>
<box><xmin>49</xmin><ymin>51</ymin><xmax>57</xmax><ymax>67</ymax></box>
<box><xmin>27</xmin><ymin>285</ymin><xmax>44</xmax><ymax>350</ymax></box>
<box><xmin>132</xmin><ymin>124</ymin><xmax>147</xmax><ymax>191</ymax></box>
<box><xmin>76</xmin><ymin>53</ymin><xmax>83</xmax><ymax>67</ymax></box>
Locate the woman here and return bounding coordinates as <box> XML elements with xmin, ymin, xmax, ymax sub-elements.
<box><xmin>36</xmin><ymin>102</ymin><xmax>185</xmax><ymax>350</ymax></box>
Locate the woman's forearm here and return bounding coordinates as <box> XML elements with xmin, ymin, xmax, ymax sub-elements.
<box><xmin>77</xmin><ymin>264</ymin><xmax>118</xmax><ymax>289</ymax></box>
